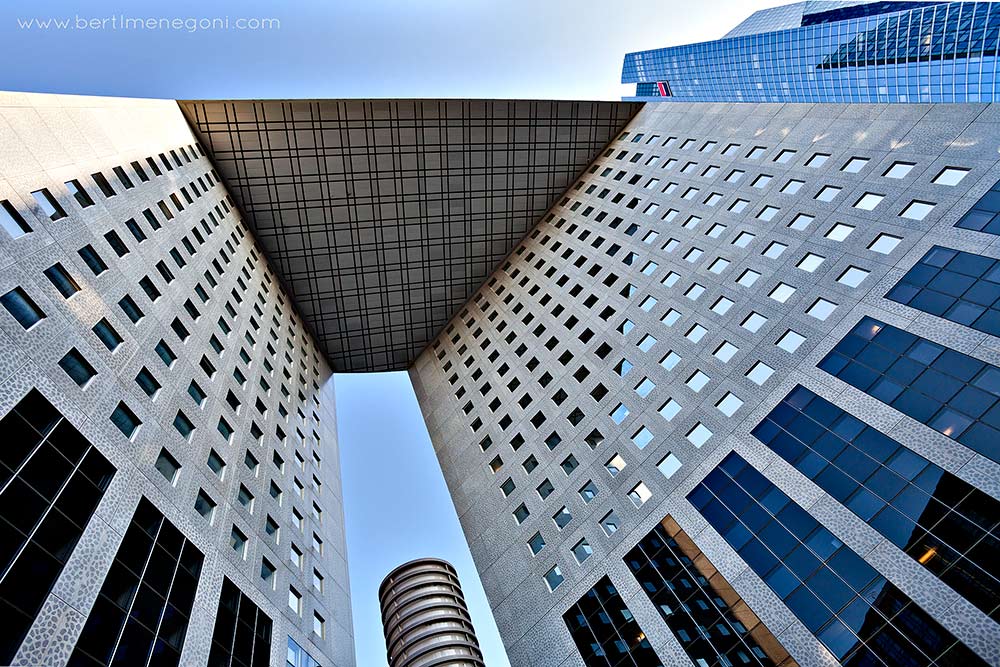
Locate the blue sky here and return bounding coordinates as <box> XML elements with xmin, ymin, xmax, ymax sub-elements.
<box><xmin>0</xmin><ymin>1</ymin><xmax>784</xmax><ymax>664</ymax></box>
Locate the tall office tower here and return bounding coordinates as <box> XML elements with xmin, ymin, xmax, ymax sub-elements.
<box><xmin>622</xmin><ymin>1</ymin><xmax>1000</xmax><ymax>103</ymax></box>
<box><xmin>0</xmin><ymin>93</ymin><xmax>351</xmax><ymax>667</ymax></box>
<box><xmin>379</xmin><ymin>558</ymin><xmax>485</xmax><ymax>667</ymax></box>
<box><xmin>0</xmin><ymin>91</ymin><xmax>639</xmax><ymax>667</ymax></box>
<box><xmin>410</xmin><ymin>101</ymin><xmax>1000</xmax><ymax>666</ymax></box>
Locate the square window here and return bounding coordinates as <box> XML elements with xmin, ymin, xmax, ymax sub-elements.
<box><xmin>736</xmin><ymin>269</ymin><xmax>760</xmax><ymax>287</ymax></box>
<box><xmin>606</xmin><ymin>454</ymin><xmax>626</xmax><ymax>476</ymax></box>
<box><xmin>751</xmin><ymin>174</ymin><xmax>772</xmax><ymax>188</ymax></box>
<box><xmin>883</xmin><ymin>161</ymin><xmax>914</xmax><ymax>179</ymax></box>
<box><xmin>807</xmin><ymin>298</ymin><xmax>838</xmax><ymax>321</ymax></box>
<box><xmin>825</xmin><ymin>223</ymin><xmax>854</xmax><ymax>242</ymax></box>
<box><xmin>739</xmin><ymin>312</ymin><xmax>766</xmax><ymax>333</ymax></box>
<box><xmin>631</xmin><ymin>426</ymin><xmax>654</xmax><ymax>449</ymax></box>
<box><xmin>757</xmin><ymin>205</ymin><xmax>779</xmax><ymax>221</ymax></box>
<box><xmin>774</xmin><ymin>149</ymin><xmax>796</xmax><ymax>164</ymax></box>
<box><xmin>686</xmin><ymin>370</ymin><xmax>710</xmax><ymax>392</ymax></box>
<box><xmin>44</xmin><ymin>263</ymin><xmax>80</xmax><ymax>298</ymax></box>
<box><xmin>553</xmin><ymin>506</ymin><xmax>572</xmax><ymax>529</ymax></box>
<box><xmin>635</xmin><ymin>378</ymin><xmax>655</xmax><ymax>397</ymax></box>
<box><xmin>513</xmin><ymin>503</ymin><xmax>530</xmax><ymax>524</ymax></box>
<box><xmin>657</xmin><ymin>453</ymin><xmax>682</xmax><ymax>478</ymax></box>
<box><xmin>638</xmin><ymin>334</ymin><xmax>657</xmax><ymax>352</ymax></box>
<box><xmin>0</xmin><ymin>200</ymin><xmax>31</xmax><ymax>237</ymax></box>
<box><xmin>900</xmin><ymin>200</ymin><xmax>935</xmax><ymax>221</ymax></box>
<box><xmin>684</xmin><ymin>247</ymin><xmax>703</xmax><ymax>263</ymax></box>
<box><xmin>544</xmin><ymin>566</ymin><xmax>564</xmax><ymax>591</ymax></box>
<box><xmin>628</xmin><ymin>482</ymin><xmax>652</xmax><ymax>507</ymax></box>
<box><xmin>207</xmin><ymin>449</ymin><xmax>226</xmax><ymax>478</ymax></box>
<box><xmin>782</xmin><ymin>179</ymin><xmax>804</xmax><ymax>194</ymax></box>
<box><xmin>1</xmin><ymin>287</ymin><xmax>45</xmax><ymax>329</ymax></box>
<box><xmin>932</xmin><ymin>167</ymin><xmax>969</xmax><ymax>186</ymax></box>
<box><xmin>313</xmin><ymin>613</ymin><xmax>325</xmax><ymax>638</ymax></box>
<box><xmin>815</xmin><ymin>186</ymin><xmax>841</xmax><ymax>202</ymax></box>
<box><xmin>725</xmin><ymin>169</ymin><xmax>744</xmax><ymax>183</ymax></box>
<box><xmin>195</xmin><ymin>490</ymin><xmax>216</xmax><ymax>521</ymax></box>
<box><xmin>842</xmin><ymin>157</ymin><xmax>869</xmax><ymax>173</ymax></box>
<box><xmin>686</xmin><ymin>324</ymin><xmax>707</xmax><ymax>342</ymax></box>
<box><xmin>660</xmin><ymin>351</ymin><xmax>681</xmax><ymax>370</ymax></box>
<box><xmin>733</xmin><ymin>231</ymin><xmax>755</xmax><ymax>248</ymax></box>
<box><xmin>58</xmin><ymin>348</ymin><xmax>96</xmax><ymax>387</ymax></box>
<box><xmin>805</xmin><ymin>153</ymin><xmax>829</xmax><ymax>168</ymax></box>
<box><xmin>714</xmin><ymin>341</ymin><xmax>738</xmax><ymax>362</ymax></box>
<box><xmin>600</xmin><ymin>510</ymin><xmax>620</xmax><ymax>535</ymax></box>
<box><xmin>610</xmin><ymin>403</ymin><xmax>629</xmax><ymax>424</ymax></box>
<box><xmin>769</xmin><ymin>283</ymin><xmax>796</xmax><ymax>303</ymax></box>
<box><xmin>716</xmin><ymin>392</ymin><xmax>744</xmax><ymax>417</ymax></box>
<box><xmin>288</xmin><ymin>588</ymin><xmax>302</xmax><ymax>615</ymax></box>
<box><xmin>789</xmin><ymin>213</ymin><xmax>814</xmax><ymax>230</ymax></box>
<box><xmin>230</xmin><ymin>527</ymin><xmax>247</xmax><ymax>558</ymax></box>
<box><xmin>708</xmin><ymin>258</ymin><xmax>730</xmax><ymax>273</ymax></box>
<box><xmin>661</xmin><ymin>309</ymin><xmax>681</xmax><ymax>326</ymax></box>
<box><xmin>762</xmin><ymin>242</ymin><xmax>787</xmax><ymax>259</ymax></box>
<box><xmin>155</xmin><ymin>449</ymin><xmax>180</xmax><ymax>484</ymax></box>
<box><xmin>686</xmin><ymin>423</ymin><xmax>713</xmax><ymax>447</ymax></box>
<box><xmin>579</xmin><ymin>481</ymin><xmax>599</xmax><ymax>503</ymax></box>
<box><xmin>797</xmin><ymin>253</ymin><xmax>825</xmax><ymax>272</ymax></box>
<box><xmin>711</xmin><ymin>297</ymin><xmax>733</xmax><ymax>315</ymax></box>
<box><xmin>110</xmin><ymin>402</ymin><xmax>141</xmax><ymax>439</ymax></box>
<box><xmin>528</xmin><ymin>532</ymin><xmax>545</xmax><ymax>555</ymax></box>
<box><xmin>572</xmin><ymin>539</ymin><xmax>593</xmax><ymax>564</ymax></box>
<box><xmin>854</xmin><ymin>192</ymin><xmax>884</xmax><ymax>210</ymax></box>
<box><xmin>658</xmin><ymin>398</ymin><xmax>681</xmax><ymax>421</ymax></box>
<box><xmin>746</xmin><ymin>361</ymin><xmax>775</xmax><ymax>385</ymax></box>
<box><xmin>869</xmin><ymin>234</ymin><xmax>901</xmax><ymax>254</ymax></box>
<box><xmin>776</xmin><ymin>330</ymin><xmax>806</xmax><ymax>353</ymax></box>
<box><xmin>837</xmin><ymin>266</ymin><xmax>870</xmax><ymax>287</ymax></box>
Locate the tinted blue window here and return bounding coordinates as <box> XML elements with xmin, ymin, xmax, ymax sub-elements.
<box><xmin>819</xmin><ymin>317</ymin><xmax>1000</xmax><ymax>463</ymax></box>
<box><xmin>563</xmin><ymin>576</ymin><xmax>663</xmax><ymax>667</ymax></box>
<box><xmin>689</xmin><ymin>452</ymin><xmax>989</xmax><ymax>665</ymax></box>
<box><xmin>752</xmin><ymin>386</ymin><xmax>1000</xmax><ymax>621</ymax></box>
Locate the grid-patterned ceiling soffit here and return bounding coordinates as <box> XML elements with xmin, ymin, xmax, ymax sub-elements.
<box><xmin>179</xmin><ymin>99</ymin><xmax>641</xmax><ymax>372</ymax></box>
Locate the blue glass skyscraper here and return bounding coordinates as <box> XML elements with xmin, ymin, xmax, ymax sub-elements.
<box><xmin>622</xmin><ymin>1</ymin><xmax>1000</xmax><ymax>103</ymax></box>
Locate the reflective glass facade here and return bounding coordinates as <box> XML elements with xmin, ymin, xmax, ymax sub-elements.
<box><xmin>624</xmin><ymin>516</ymin><xmax>797</xmax><ymax>667</ymax></box>
<box><xmin>688</xmin><ymin>452</ymin><xmax>987</xmax><ymax>666</ymax></box>
<box><xmin>753</xmin><ymin>386</ymin><xmax>1000</xmax><ymax>621</ymax></box>
<box><xmin>886</xmin><ymin>245</ymin><xmax>1000</xmax><ymax>337</ymax></box>
<box><xmin>68</xmin><ymin>498</ymin><xmax>204</xmax><ymax>667</ymax></box>
<box><xmin>623</xmin><ymin>2</ymin><xmax>1000</xmax><ymax>103</ymax></box>
<box><xmin>955</xmin><ymin>175</ymin><xmax>1000</xmax><ymax>234</ymax></box>
<box><xmin>563</xmin><ymin>576</ymin><xmax>662</xmax><ymax>667</ymax></box>
<box><xmin>0</xmin><ymin>390</ymin><xmax>115</xmax><ymax>664</ymax></box>
<box><xmin>818</xmin><ymin>317</ymin><xmax>1000</xmax><ymax>462</ymax></box>
<box><xmin>208</xmin><ymin>578</ymin><xmax>273</xmax><ymax>667</ymax></box>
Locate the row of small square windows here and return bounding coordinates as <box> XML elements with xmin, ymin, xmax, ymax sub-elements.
<box><xmin>0</xmin><ymin>149</ymin><xmax>323</xmax><ymax>376</ymax></box>
<box><xmin>1</xmin><ymin>171</ymin><xmax>325</xmax><ymax>415</ymax></box>
<box><xmin>615</xmin><ymin>129</ymin><xmax>971</xmax><ymax>179</ymax></box>
<box><xmin>154</xmin><ymin>441</ymin><xmax>329</xmax><ymax>603</ymax></box>
<box><xmin>427</xmin><ymin>137</ymin><xmax>978</xmax><ymax>592</ymax></box>
<box><xmin>586</xmin><ymin>157</ymin><xmax>964</xmax><ymax>227</ymax></box>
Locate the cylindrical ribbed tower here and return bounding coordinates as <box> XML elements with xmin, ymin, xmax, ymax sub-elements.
<box><xmin>378</xmin><ymin>557</ymin><xmax>486</xmax><ymax>667</ymax></box>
